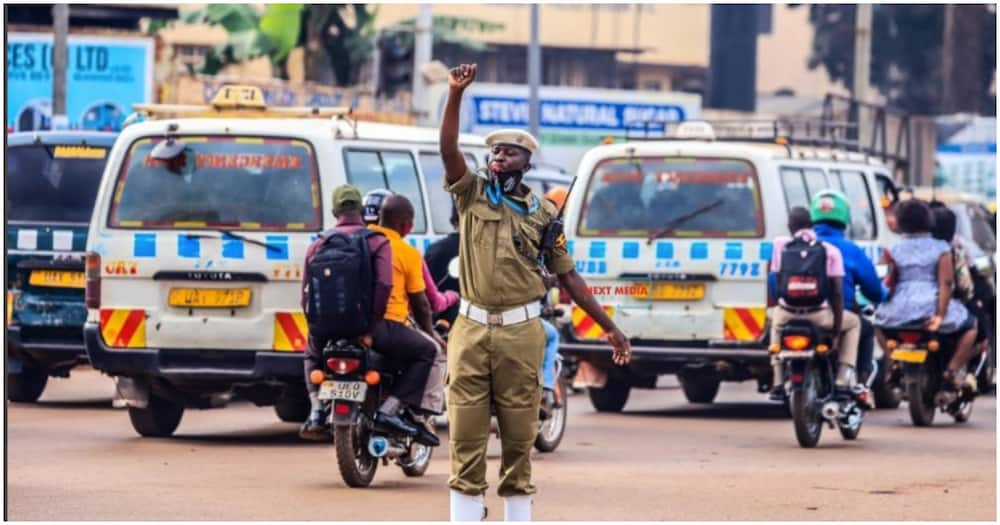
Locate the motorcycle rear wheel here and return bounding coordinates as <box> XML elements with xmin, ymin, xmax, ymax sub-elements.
<box><xmin>790</xmin><ymin>365</ymin><xmax>823</xmax><ymax>448</ymax></box>
<box><xmin>334</xmin><ymin>424</ymin><xmax>378</xmax><ymax>487</ymax></box>
<box><xmin>907</xmin><ymin>366</ymin><xmax>937</xmax><ymax>427</ymax></box>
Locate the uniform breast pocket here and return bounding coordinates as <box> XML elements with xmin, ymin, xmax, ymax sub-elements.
<box><xmin>468</xmin><ymin>204</ymin><xmax>503</xmax><ymax>249</ymax></box>
<box><xmin>513</xmin><ymin>220</ymin><xmax>544</xmax><ymax>262</ymax></box>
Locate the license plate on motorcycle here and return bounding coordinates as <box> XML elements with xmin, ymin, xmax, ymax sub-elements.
<box><xmin>318</xmin><ymin>380</ymin><xmax>367</xmax><ymax>402</ymax></box>
<box><xmin>29</xmin><ymin>270</ymin><xmax>85</xmax><ymax>289</ymax></box>
<box><xmin>890</xmin><ymin>349</ymin><xmax>928</xmax><ymax>363</ymax></box>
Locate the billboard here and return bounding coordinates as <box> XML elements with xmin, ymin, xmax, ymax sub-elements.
<box><xmin>427</xmin><ymin>82</ymin><xmax>702</xmax><ymax>170</ymax></box>
<box><xmin>935</xmin><ymin>115</ymin><xmax>996</xmax><ymax>199</ymax></box>
<box><xmin>6</xmin><ymin>32</ymin><xmax>154</xmax><ymax>132</ymax></box>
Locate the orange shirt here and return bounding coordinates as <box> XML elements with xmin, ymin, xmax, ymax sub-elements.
<box><xmin>368</xmin><ymin>225</ymin><xmax>425</xmax><ymax>324</ymax></box>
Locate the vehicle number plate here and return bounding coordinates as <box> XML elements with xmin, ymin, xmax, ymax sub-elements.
<box><xmin>168</xmin><ymin>288</ymin><xmax>252</xmax><ymax>308</ymax></box>
<box><xmin>29</xmin><ymin>270</ymin><xmax>85</xmax><ymax>289</ymax></box>
<box><xmin>890</xmin><ymin>349</ymin><xmax>928</xmax><ymax>364</ymax></box>
<box><xmin>633</xmin><ymin>282</ymin><xmax>705</xmax><ymax>301</ymax></box>
<box><xmin>318</xmin><ymin>380</ymin><xmax>367</xmax><ymax>402</ymax></box>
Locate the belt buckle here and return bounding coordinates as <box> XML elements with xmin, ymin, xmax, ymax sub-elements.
<box><xmin>487</xmin><ymin>312</ymin><xmax>503</xmax><ymax>326</ymax></box>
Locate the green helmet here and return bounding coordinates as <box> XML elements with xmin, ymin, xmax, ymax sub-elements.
<box><xmin>809</xmin><ymin>189</ymin><xmax>851</xmax><ymax>227</ymax></box>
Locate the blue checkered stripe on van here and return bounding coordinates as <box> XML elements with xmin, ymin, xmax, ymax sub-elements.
<box><xmin>571</xmin><ymin>240</ymin><xmax>773</xmax><ymax>277</ymax></box>
<box><xmin>131</xmin><ymin>233</ymin><xmax>292</xmax><ymax>261</ymax></box>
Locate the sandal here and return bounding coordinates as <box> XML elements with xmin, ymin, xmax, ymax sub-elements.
<box><xmin>942</xmin><ymin>369</ymin><xmax>963</xmax><ymax>391</ymax></box>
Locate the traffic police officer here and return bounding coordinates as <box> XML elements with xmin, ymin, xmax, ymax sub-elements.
<box><xmin>440</xmin><ymin>63</ymin><xmax>632</xmax><ymax>521</ymax></box>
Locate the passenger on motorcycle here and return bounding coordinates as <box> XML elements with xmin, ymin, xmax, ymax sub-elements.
<box><xmin>365</xmin><ymin>194</ymin><xmax>447</xmax><ymax>446</ymax></box>
<box><xmin>875</xmin><ymin>199</ymin><xmax>979</xmax><ymax>393</ymax></box>
<box><xmin>930</xmin><ymin>203</ymin><xmax>989</xmax><ymax>356</ymax></box>
<box><xmin>769</xmin><ymin>205</ymin><xmax>865</xmax><ymax>401</ymax></box>
<box><xmin>810</xmin><ymin>190</ymin><xmax>887</xmax><ymax>404</ymax></box>
<box><xmin>364</xmin><ymin>189</ymin><xmax>457</xmax><ymax>420</ymax></box>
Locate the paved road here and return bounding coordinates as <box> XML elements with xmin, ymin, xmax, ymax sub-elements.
<box><xmin>6</xmin><ymin>367</ymin><xmax>995</xmax><ymax>521</ymax></box>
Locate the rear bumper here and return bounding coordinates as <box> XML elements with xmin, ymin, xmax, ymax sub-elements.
<box><xmin>7</xmin><ymin>325</ymin><xmax>87</xmax><ymax>371</ymax></box>
<box><xmin>559</xmin><ymin>341</ymin><xmax>770</xmax><ymax>364</ymax></box>
<box><xmin>83</xmin><ymin>323</ymin><xmax>303</xmax><ymax>383</ymax></box>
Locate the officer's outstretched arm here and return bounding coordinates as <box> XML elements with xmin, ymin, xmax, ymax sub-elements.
<box><xmin>440</xmin><ymin>64</ymin><xmax>477</xmax><ymax>184</ymax></box>
<box><xmin>558</xmin><ymin>270</ymin><xmax>632</xmax><ymax>365</ymax></box>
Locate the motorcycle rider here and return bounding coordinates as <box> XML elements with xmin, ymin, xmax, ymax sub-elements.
<box><xmin>299</xmin><ymin>184</ymin><xmax>393</xmax><ymax>441</ymax></box>
<box><xmin>810</xmin><ymin>190</ymin><xmax>887</xmax><ymax>407</ymax></box>
<box><xmin>769</xmin><ymin>204</ymin><xmax>864</xmax><ymax>402</ymax></box>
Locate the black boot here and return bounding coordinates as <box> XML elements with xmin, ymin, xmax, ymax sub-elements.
<box><xmin>373</xmin><ymin>411</ymin><xmax>420</xmax><ymax>437</ymax></box>
<box><xmin>373</xmin><ymin>396</ymin><xmax>419</xmax><ymax>437</ymax></box>
<box><xmin>403</xmin><ymin>409</ymin><xmax>441</xmax><ymax>447</ymax></box>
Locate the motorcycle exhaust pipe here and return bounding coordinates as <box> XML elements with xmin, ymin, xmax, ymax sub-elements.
<box><xmin>368</xmin><ymin>436</ymin><xmax>390</xmax><ymax>457</ymax></box>
<box><xmin>367</xmin><ymin>436</ymin><xmax>406</xmax><ymax>458</ymax></box>
<box><xmin>821</xmin><ymin>401</ymin><xmax>841</xmax><ymax>420</ymax></box>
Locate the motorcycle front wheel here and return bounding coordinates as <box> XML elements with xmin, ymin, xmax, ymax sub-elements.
<box><xmin>334</xmin><ymin>424</ymin><xmax>378</xmax><ymax>487</ymax></box>
<box><xmin>400</xmin><ymin>441</ymin><xmax>433</xmax><ymax>477</ymax></box>
<box><xmin>790</xmin><ymin>363</ymin><xmax>823</xmax><ymax>448</ymax></box>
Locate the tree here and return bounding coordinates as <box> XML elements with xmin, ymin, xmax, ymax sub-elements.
<box><xmin>801</xmin><ymin>4</ymin><xmax>996</xmax><ymax>115</ymax></box>
<box><xmin>181</xmin><ymin>4</ymin><xmax>304</xmax><ymax>79</ymax></box>
<box><xmin>178</xmin><ymin>4</ymin><xmax>377</xmax><ymax>86</ymax></box>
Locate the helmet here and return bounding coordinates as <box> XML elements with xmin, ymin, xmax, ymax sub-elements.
<box><xmin>544</xmin><ymin>186</ymin><xmax>569</xmax><ymax>210</ymax></box>
<box><xmin>809</xmin><ymin>189</ymin><xmax>851</xmax><ymax>228</ymax></box>
<box><xmin>362</xmin><ymin>189</ymin><xmax>393</xmax><ymax>225</ymax></box>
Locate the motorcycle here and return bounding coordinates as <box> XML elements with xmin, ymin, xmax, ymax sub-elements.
<box><xmin>882</xmin><ymin>324</ymin><xmax>979</xmax><ymax>426</ymax></box>
<box><xmin>772</xmin><ymin>320</ymin><xmax>873</xmax><ymax>448</ymax></box>
<box><xmin>313</xmin><ymin>338</ymin><xmax>433</xmax><ymax>488</ymax></box>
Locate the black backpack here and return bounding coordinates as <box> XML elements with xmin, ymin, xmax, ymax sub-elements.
<box><xmin>304</xmin><ymin>228</ymin><xmax>381</xmax><ymax>341</ymax></box>
<box><xmin>777</xmin><ymin>235</ymin><xmax>830</xmax><ymax>308</ymax></box>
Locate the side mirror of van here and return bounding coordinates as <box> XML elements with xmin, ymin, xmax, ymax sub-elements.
<box><xmin>447</xmin><ymin>257</ymin><xmax>460</xmax><ymax>280</ymax></box>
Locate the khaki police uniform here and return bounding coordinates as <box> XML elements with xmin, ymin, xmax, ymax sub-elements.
<box><xmin>445</xmin><ymin>166</ymin><xmax>575</xmax><ymax>498</ymax></box>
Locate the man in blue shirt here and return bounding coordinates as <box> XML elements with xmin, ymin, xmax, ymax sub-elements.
<box><xmin>810</xmin><ymin>190</ymin><xmax>888</xmax><ymax>397</ymax></box>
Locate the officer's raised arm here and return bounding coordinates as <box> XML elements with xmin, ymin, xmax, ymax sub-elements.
<box><xmin>440</xmin><ymin>63</ymin><xmax>477</xmax><ymax>185</ymax></box>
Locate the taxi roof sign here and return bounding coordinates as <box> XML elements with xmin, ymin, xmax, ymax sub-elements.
<box><xmin>210</xmin><ymin>85</ymin><xmax>267</xmax><ymax>109</ymax></box>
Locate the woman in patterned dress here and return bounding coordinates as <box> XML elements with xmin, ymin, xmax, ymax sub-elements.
<box><xmin>875</xmin><ymin>199</ymin><xmax>979</xmax><ymax>390</ymax></box>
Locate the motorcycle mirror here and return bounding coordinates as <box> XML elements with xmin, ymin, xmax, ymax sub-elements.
<box><xmin>447</xmin><ymin>257</ymin><xmax>460</xmax><ymax>279</ymax></box>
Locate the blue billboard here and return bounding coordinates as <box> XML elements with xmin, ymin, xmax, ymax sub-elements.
<box><xmin>471</xmin><ymin>95</ymin><xmax>687</xmax><ymax>131</ymax></box>
<box><xmin>6</xmin><ymin>33</ymin><xmax>154</xmax><ymax>132</ymax></box>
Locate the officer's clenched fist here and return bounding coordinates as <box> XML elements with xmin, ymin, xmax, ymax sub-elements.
<box><xmin>449</xmin><ymin>63</ymin><xmax>477</xmax><ymax>91</ymax></box>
